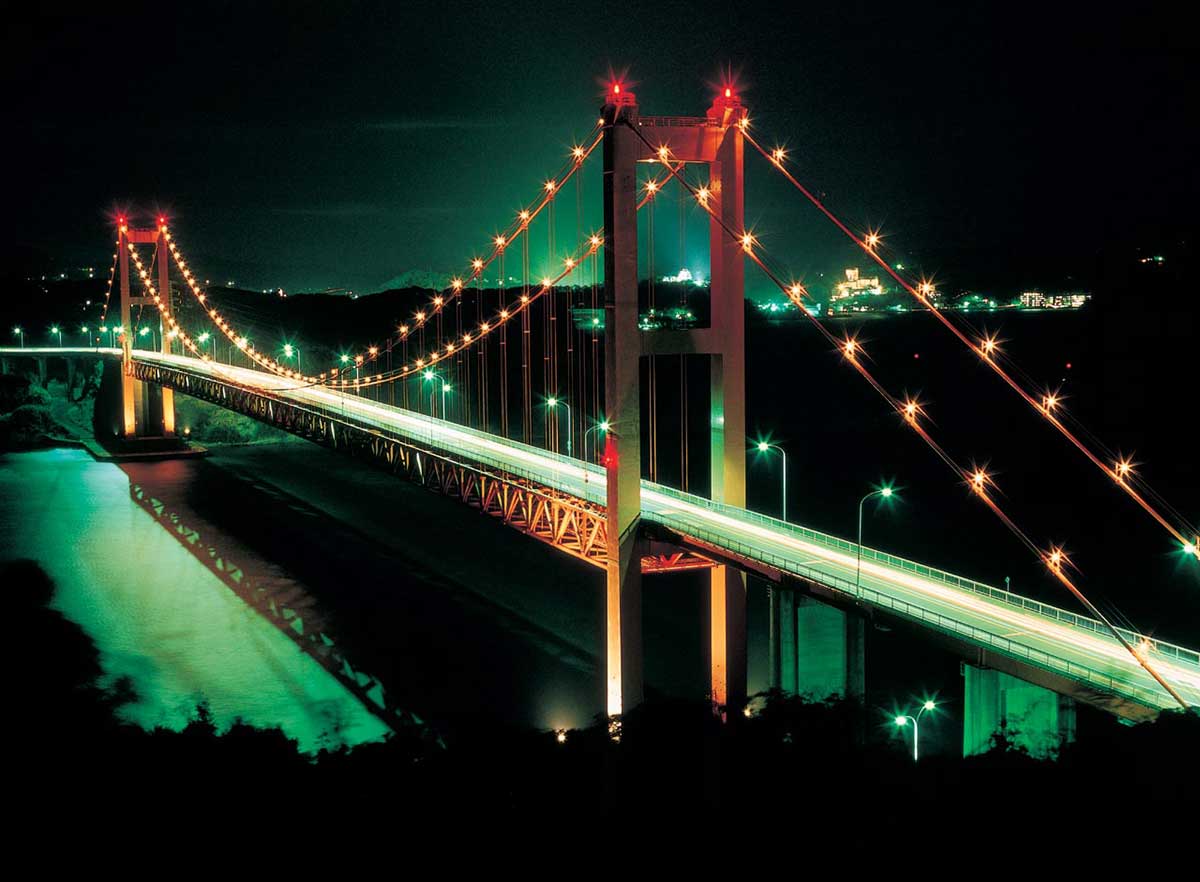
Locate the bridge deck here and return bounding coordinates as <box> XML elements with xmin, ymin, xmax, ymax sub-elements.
<box><xmin>7</xmin><ymin>346</ymin><xmax>1199</xmax><ymax>717</ymax></box>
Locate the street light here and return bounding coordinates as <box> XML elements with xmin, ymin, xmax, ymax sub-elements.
<box><xmin>138</xmin><ymin>326</ymin><xmax>151</xmax><ymax>350</ymax></box>
<box><xmin>894</xmin><ymin>700</ymin><xmax>937</xmax><ymax>761</ymax></box>
<box><xmin>197</xmin><ymin>331</ymin><xmax>211</xmax><ymax>358</ymax></box>
<box><xmin>282</xmin><ymin>342</ymin><xmax>301</xmax><ymax>376</ymax></box>
<box><xmin>753</xmin><ymin>440</ymin><xmax>788</xmax><ymax>521</ymax></box>
<box><xmin>422</xmin><ymin>369</ymin><xmax>442</xmax><ymax>417</ymax></box>
<box><xmin>51</xmin><ymin>325</ymin><xmax>62</xmax><ymax>347</ymax></box>
<box><xmin>547</xmin><ymin>396</ymin><xmax>572</xmax><ymax>458</ymax></box>
<box><xmin>583</xmin><ymin>419</ymin><xmax>610</xmax><ymax>463</ymax></box>
<box><xmin>80</xmin><ymin>325</ymin><xmax>89</xmax><ymax>346</ymax></box>
<box><xmin>100</xmin><ymin>325</ymin><xmax>110</xmax><ymax>347</ymax></box>
<box><xmin>857</xmin><ymin>484</ymin><xmax>896</xmax><ymax>594</ymax></box>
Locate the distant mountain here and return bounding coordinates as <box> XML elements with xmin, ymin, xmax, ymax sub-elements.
<box><xmin>371</xmin><ymin>269</ymin><xmax>450</xmax><ymax>294</ymax></box>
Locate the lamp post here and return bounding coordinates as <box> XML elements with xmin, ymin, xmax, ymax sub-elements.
<box><xmin>197</xmin><ymin>331</ymin><xmax>211</xmax><ymax>359</ymax></box>
<box><xmin>754</xmin><ymin>440</ymin><xmax>788</xmax><ymax>521</ymax></box>
<box><xmin>856</xmin><ymin>484</ymin><xmax>895</xmax><ymax>594</ymax></box>
<box><xmin>51</xmin><ymin>325</ymin><xmax>62</xmax><ymax>347</ymax></box>
<box><xmin>80</xmin><ymin>325</ymin><xmax>90</xmax><ymax>346</ymax></box>
<box><xmin>12</xmin><ymin>326</ymin><xmax>24</xmax><ymax>348</ymax></box>
<box><xmin>100</xmin><ymin>325</ymin><xmax>110</xmax><ymax>347</ymax></box>
<box><xmin>282</xmin><ymin>343</ymin><xmax>301</xmax><ymax>376</ymax></box>
<box><xmin>547</xmin><ymin>396</ymin><xmax>572</xmax><ymax>458</ymax></box>
<box><xmin>583</xmin><ymin>419</ymin><xmax>610</xmax><ymax>463</ymax></box>
<box><xmin>894</xmin><ymin>700</ymin><xmax>937</xmax><ymax>761</ymax></box>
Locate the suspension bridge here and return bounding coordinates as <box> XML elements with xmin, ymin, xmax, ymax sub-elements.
<box><xmin>4</xmin><ymin>82</ymin><xmax>1198</xmax><ymax>754</ymax></box>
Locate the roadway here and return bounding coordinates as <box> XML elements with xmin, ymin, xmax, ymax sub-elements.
<box><xmin>8</xmin><ymin>345</ymin><xmax>1200</xmax><ymax>714</ymax></box>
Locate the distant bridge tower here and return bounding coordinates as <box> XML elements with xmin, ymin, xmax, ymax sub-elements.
<box><xmin>115</xmin><ymin>217</ymin><xmax>176</xmax><ymax>438</ymax></box>
<box><xmin>602</xmin><ymin>84</ymin><xmax>748</xmax><ymax>718</ymax></box>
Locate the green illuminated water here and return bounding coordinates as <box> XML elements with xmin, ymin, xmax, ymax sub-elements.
<box><xmin>0</xmin><ymin>448</ymin><xmax>389</xmax><ymax>753</ymax></box>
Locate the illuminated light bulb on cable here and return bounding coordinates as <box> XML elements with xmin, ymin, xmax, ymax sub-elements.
<box><xmin>645</xmin><ymin>180</ymin><xmax>658</xmax><ymax>194</ymax></box>
<box><xmin>572</xmin><ymin>146</ymin><xmax>585</xmax><ymax>160</ymax></box>
<box><xmin>399</xmin><ymin>324</ymin><xmax>409</xmax><ymax>335</ymax></box>
<box><xmin>451</xmin><ymin>278</ymin><xmax>463</xmax><ymax>290</ymax></box>
<box><xmin>415</xmin><ymin>311</ymin><xmax>426</xmax><ymax>322</ymax></box>
<box><xmin>741</xmin><ymin>232</ymin><xmax>755</xmax><ymax>252</ymax></box>
<box><xmin>970</xmin><ymin>469</ymin><xmax>989</xmax><ymax>493</ymax></box>
<box><xmin>520</xmin><ymin>294</ymin><xmax>529</xmax><ymax>303</ymax></box>
<box><xmin>843</xmin><ymin>339</ymin><xmax>858</xmax><ymax>358</ymax></box>
<box><xmin>495</xmin><ymin>235</ymin><xmax>507</xmax><ymax>248</ymax></box>
<box><xmin>564</xmin><ymin>257</ymin><xmax>576</xmax><ymax>268</ymax></box>
<box><xmin>788</xmin><ymin>283</ymin><xmax>803</xmax><ymax>299</ymax></box>
<box><xmin>772</xmin><ymin>147</ymin><xmax>786</xmax><ymax>163</ymax></box>
<box><xmin>433</xmin><ymin>296</ymin><xmax>443</xmax><ymax>307</ymax></box>
<box><xmin>472</xmin><ymin>258</ymin><xmax>484</xmax><ymax>271</ymax></box>
<box><xmin>544</xmin><ymin>180</ymin><xmax>556</xmax><ymax>193</ymax></box>
<box><xmin>1115</xmin><ymin>458</ymin><xmax>1134</xmax><ymax>480</ymax></box>
<box><xmin>903</xmin><ymin>400</ymin><xmax>919</xmax><ymax>422</ymax></box>
<box><xmin>480</xmin><ymin>322</ymin><xmax>490</xmax><ymax>332</ymax></box>
<box><xmin>500</xmin><ymin>310</ymin><xmax>509</xmax><ymax>319</ymax></box>
<box><xmin>981</xmin><ymin>335</ymin><xmax>999</xmax><ymax>357</ymax></box>
<box><xmin>866</xmin><ymin>232</ymin><xmax>880</xmax><ymax>249</ymax></box>
<box><xmin>463</xmin><ymin>333</ymin><xmax>472</xmax><ymax>343</ymax></box>
<box><xmin>697</xmin><ymin>186</ymin><xmax>710</xmax><ymax>205</ymax></box>
<box><xmin>918</xmin><ymin>281</ymin><xmax>934</xmax><ymax>297</ymax></box>
<box><xmin>657</xmin><ymin>145</ymin><xmax>669</xmax><ymax>161</ymax></box>
<box><xmin>1043</xmin><ymin>393</ymin><xmax>1060</xmax><ymax>412</ymax></box>
<box><xmin>541</xmin><ymin>277</ymin><xmax>552</xmax><ymax>288</ymax></box>
<box><xmin>368</xmin><ymin>346</ymin><xmax>378</xmax><ymax>357</ymax></box>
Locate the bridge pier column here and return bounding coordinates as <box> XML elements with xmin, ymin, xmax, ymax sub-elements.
<box><xmin>36</xmin><ymin>357</ymin><xmax>47</xmax><ymax>387</ymax></box>
<box><xmin>157</xmin><ymin>226</ymin><xmax>175</xmax><ymax>436</ymax></box>
<box><xmin>705</xmin><ymin>103</ymin><xmax>749</xmax><ymax>719</ymax></box>
<box><xmin>962</xmin><ymin>664</ymin><xmax>1076</xmax><ymax>759</ymax></box>
<box><xmin>768</xmin><ymin>587</ymin><xmax>798</xmax><ymax>693</ymax></box>
<box><xmin>602</xmin><ymin>95</ymin><xmax>644</xmax><ymax>720</ymax></box>
<box><xmin>772</xmin><ymin>596</ymin><xmax>865</xmax><ymax>701</ymax></box>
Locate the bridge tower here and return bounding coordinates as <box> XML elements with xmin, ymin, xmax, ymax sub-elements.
<box><xmin>602</xmin><ymin>85</ymin><xmax>748</xmax><ymax>718</ymax></box>
<box><xmin>115</xmin><ymin>217</ymin><xmax>176</xmax><ymax>438</ymax></box>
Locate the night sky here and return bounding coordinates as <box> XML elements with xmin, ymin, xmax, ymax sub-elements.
<box><xmin>5</xmin><ymin>0</ymin><xmax>1195</xmax><ymax>294</ymax></box>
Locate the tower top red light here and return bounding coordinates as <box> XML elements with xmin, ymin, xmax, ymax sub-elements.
<box><xmin>613</xmin><ymin>83</ymin><xmax>621</xmax><ymax>94</ymax></box>
<box><xmin>725</xmin><ymin>87</ymin><xmax>732</xmax><ymax>98</ymax></box>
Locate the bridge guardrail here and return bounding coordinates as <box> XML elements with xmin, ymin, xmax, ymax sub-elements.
<box><xmin>657</xmin><ymin>514</ymin><xmax>1173</xmax><ymax>709</ymax></box>
<box><xmin>643</xmin><ymin>482</ymin><xmax>1200</xmax><ymax>672</ymax></box>
<box><xmin>144</xmin><ymin>353</ymin><xmax>1200</xmax><ymax>681</ymax></box>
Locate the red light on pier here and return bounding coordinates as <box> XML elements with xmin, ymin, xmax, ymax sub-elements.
<box><xmin>724</xmin><ymin>87</ymin><xmax>732</xmax><ymax>98</ymax></box>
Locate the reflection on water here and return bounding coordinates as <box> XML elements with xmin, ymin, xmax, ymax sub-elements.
<box><xmin>0</xmin><ymin>448</ymin><xmax>391</xmax><ymax>753</ymax></box>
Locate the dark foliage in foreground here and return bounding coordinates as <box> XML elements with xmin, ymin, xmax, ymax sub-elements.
<box><xmin>6</xmin><ymin>558</ymin><xmax>1195</xmax><ymax>835</ymax></box>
